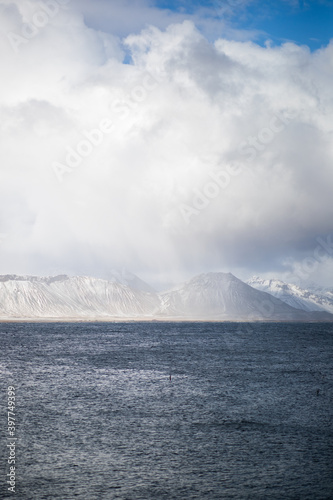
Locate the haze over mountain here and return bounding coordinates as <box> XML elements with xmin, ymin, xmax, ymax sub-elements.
<box><xmin>0</xmin><ymin>272</ymin><xmax>332</xmax><ymax>322</ymax></box>
<box><xmin>95</xmin><ymin>269</ymin><xmax>156</xmax><ymax>293</ymax></box>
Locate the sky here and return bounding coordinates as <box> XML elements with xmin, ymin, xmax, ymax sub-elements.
<box><xmin>0</xmin><ymin>0</ymin><xmax>332</xmax><ymax>289</ymax></box>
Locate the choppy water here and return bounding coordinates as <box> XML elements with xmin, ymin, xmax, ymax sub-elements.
<box><xmin>1</xmin><ymin>322</ymin><xmax>333</xmax><ymax>499</ymax></box>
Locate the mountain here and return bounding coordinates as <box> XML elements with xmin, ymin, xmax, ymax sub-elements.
<box><xmin>94</xmin><ymin>269</ymin><xmax>156</xmax><ymax>293</ymax></box>
<box><xmin>247</xmin><ymin>277</ymin><xmax>333</xmax><ymax>314</ymax></box>
<box><xmin>0</xmin><ymin>275</ymin><xmax>160</xmax><ymax>319</ymax></box>
<box><xmin>158</xmin><ymin>272</ymin><xmax>333</xmax><ymax>321</ymax></box>
<box><xmin>303</xmin><ymin>282</ymin><xmax>333</xmax><ymax>302</ymax></box>
<box><xmin>0</xmin><ymin>272</ymin><xmax>332</xmax><ymax>321</ymax></box>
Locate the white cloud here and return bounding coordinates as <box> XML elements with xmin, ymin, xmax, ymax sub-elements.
<box><xmin>0</xmin><ymin>1</ymin><xmax>332</xmax><ymax>287</ymax></box>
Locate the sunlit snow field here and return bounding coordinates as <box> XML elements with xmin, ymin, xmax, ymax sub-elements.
<box><xmin>1</xmin><ymin>322</ymin><xmax>333</xmax><ymax>499</ymax></box>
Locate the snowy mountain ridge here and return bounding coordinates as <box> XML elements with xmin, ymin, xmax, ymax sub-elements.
<box><xmin>0</xmin><ymin>272</ymin><xmax>332</xmax><ymax>321</ymax></box>
<box><xmin>0</xmin><ymin>274</ymin><xmax>160</xmax><ymax>319</ymax></box>
<box><xmin>247</xmin><ymin>276</ymin><xmax>333</xmax><ymax>314</ymax></box>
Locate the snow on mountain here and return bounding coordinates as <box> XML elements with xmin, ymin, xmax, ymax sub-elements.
<box><xmin>0</xmin><ymin>275</ymin><xmax>160</xmax><ymax>319</ymax></box>
<box><xmin>158</xmin><ymin>272</ymin><xmax>329</xmax><ymax>321</ymax></box>
<box><xmin>247</xmin><ymin>277</ymin><xmax>333</xmax><ymax>314</ymax></box>
<box><xmin>0</xmin><ymin>273</ymin><xmax>332</xmax><ymax>321</ymax></box>
<box><xmin>303</xmin><ymin>282</ymin><xmax>333</xmax><ymax>303</ymax></box>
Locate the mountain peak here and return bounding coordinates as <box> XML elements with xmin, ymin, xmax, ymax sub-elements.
<box><xmin>159</xmin><ymin>271</ymin><xmax>327</xmax><ymax>321</ymax></box>
<box><xmin>190</xmin><ymin>272</ymin><xmax>237</xmax><ymax>283</ymax></box>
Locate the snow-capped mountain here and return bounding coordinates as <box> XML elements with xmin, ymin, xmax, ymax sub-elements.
<box><xmin>0</xmin><ymin>272</ymin><xmax>332</xmax><ymax>321</ymax></box>
<box><xmin>0</xmin><ymin>275</ymin><xmax>160</xmax><ymax>319</ymax></box>
<box><xmin>247</xmin><ymin>277</ymin><xmax>333</xmax><ymax>314</ymax></box>
<box><xmin>158</xmin><ymin>272</ymin><xmax>331</xmax><ymax>321</ymax></box>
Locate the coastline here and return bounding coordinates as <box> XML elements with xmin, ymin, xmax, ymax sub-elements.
<box><xmin>1</xmin><ymin>317</ymin><xmax>332</xmax><ymax>323</ymax></box>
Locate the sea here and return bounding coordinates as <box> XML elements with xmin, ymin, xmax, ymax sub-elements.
<box><xmin>0</xmin><ymin>321</ymin><xmax>333</xmax><ymax>500</ymax></box>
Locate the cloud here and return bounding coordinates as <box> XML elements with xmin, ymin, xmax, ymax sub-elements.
<box><xmin>0</xmin><ymin>1</ymin><xmax>332</xmax><ymax>287</ymax></box>
<box><xmin>71</xmin><ymin>0</ymin><xmax>188</xmax><ymax>38</ymax></box>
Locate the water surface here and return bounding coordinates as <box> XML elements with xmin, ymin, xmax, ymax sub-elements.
<box><xmin>1</xmin><ymin>322</ymin><xmax>332</xmax><ymax>499</ymax></box>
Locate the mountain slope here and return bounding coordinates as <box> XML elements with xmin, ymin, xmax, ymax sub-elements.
<box><xmin>247</xmin><ymin>277</ymin><xmax>333</xmax><ymax>313</ymax></box>
<box><xmin>0</xmin><ymin>275</ymin><xmax>160</xmax><ymax>319</ymax></box>
<box><xmin>158</xmin><ymin>272</ymin><xmax>331</xmax><ymax>321</ymax></box>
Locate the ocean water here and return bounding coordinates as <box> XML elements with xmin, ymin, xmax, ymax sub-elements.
<box><xmin>1</xmin><ymin>321</ymin><xmax>333</xmax><ymax>500</ymax></box>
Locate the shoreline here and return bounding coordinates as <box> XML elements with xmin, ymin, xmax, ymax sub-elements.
<box><xmin>0</xmin><ymin>317</ymin><xmax>332</xmax><ymax>323</ymax></box>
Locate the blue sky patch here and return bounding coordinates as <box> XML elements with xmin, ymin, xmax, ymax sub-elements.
<box><xmin>154</xmin><ymin>0</ymin><xmax>333</xmax><ymax>50</ymax></box>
